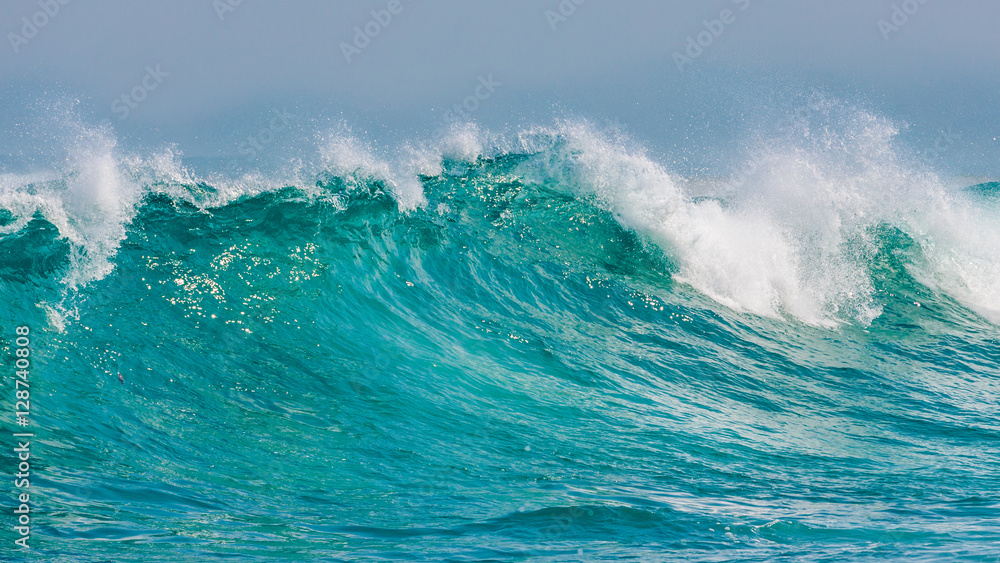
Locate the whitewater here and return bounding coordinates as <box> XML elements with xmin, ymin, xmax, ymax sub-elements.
<box><xmin>1</xmin><ymin>100</ymin><xmax>999</xmax><ymax>561</ymax></box>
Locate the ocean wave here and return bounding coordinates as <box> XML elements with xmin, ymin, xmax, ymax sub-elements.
<box><xmin>1</xmin><ymin>108</ymin><xmax>998</xmax><ymax>328</ymax></box>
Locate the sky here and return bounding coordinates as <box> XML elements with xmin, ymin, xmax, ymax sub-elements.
<box><xmin>1</xmin><ymin>0</ymin><xmax>998</xmax><ymax>175</ymax></box>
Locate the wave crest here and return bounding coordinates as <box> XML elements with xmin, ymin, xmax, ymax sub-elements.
<box><xmin>2</xmin><ymin>107</ymin><xmax>998</xmax><ymax>327</ymax></box>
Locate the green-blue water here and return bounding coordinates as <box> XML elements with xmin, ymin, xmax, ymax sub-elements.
<box><xmin>2</xmin><ymin>122</ymin><xmax>1000</xmax><ymax>561</ymax></box>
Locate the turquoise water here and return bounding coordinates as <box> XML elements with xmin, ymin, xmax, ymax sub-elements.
<box><xmin>2</xmin><ymin>120</ymin><xmax>1000</xmax><ymax>561</ymax></box>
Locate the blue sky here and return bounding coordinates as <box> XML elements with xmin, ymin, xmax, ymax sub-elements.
<box><xmin>2</xmin><ymin>0</ymin><xmax>998</xmax><ymax>175</ymax></box>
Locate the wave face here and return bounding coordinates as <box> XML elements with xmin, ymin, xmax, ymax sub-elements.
<box><xmin>3</xmin><ymin>114</ymin><xmax>1000</xmax><ymax>561</ymax></box>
